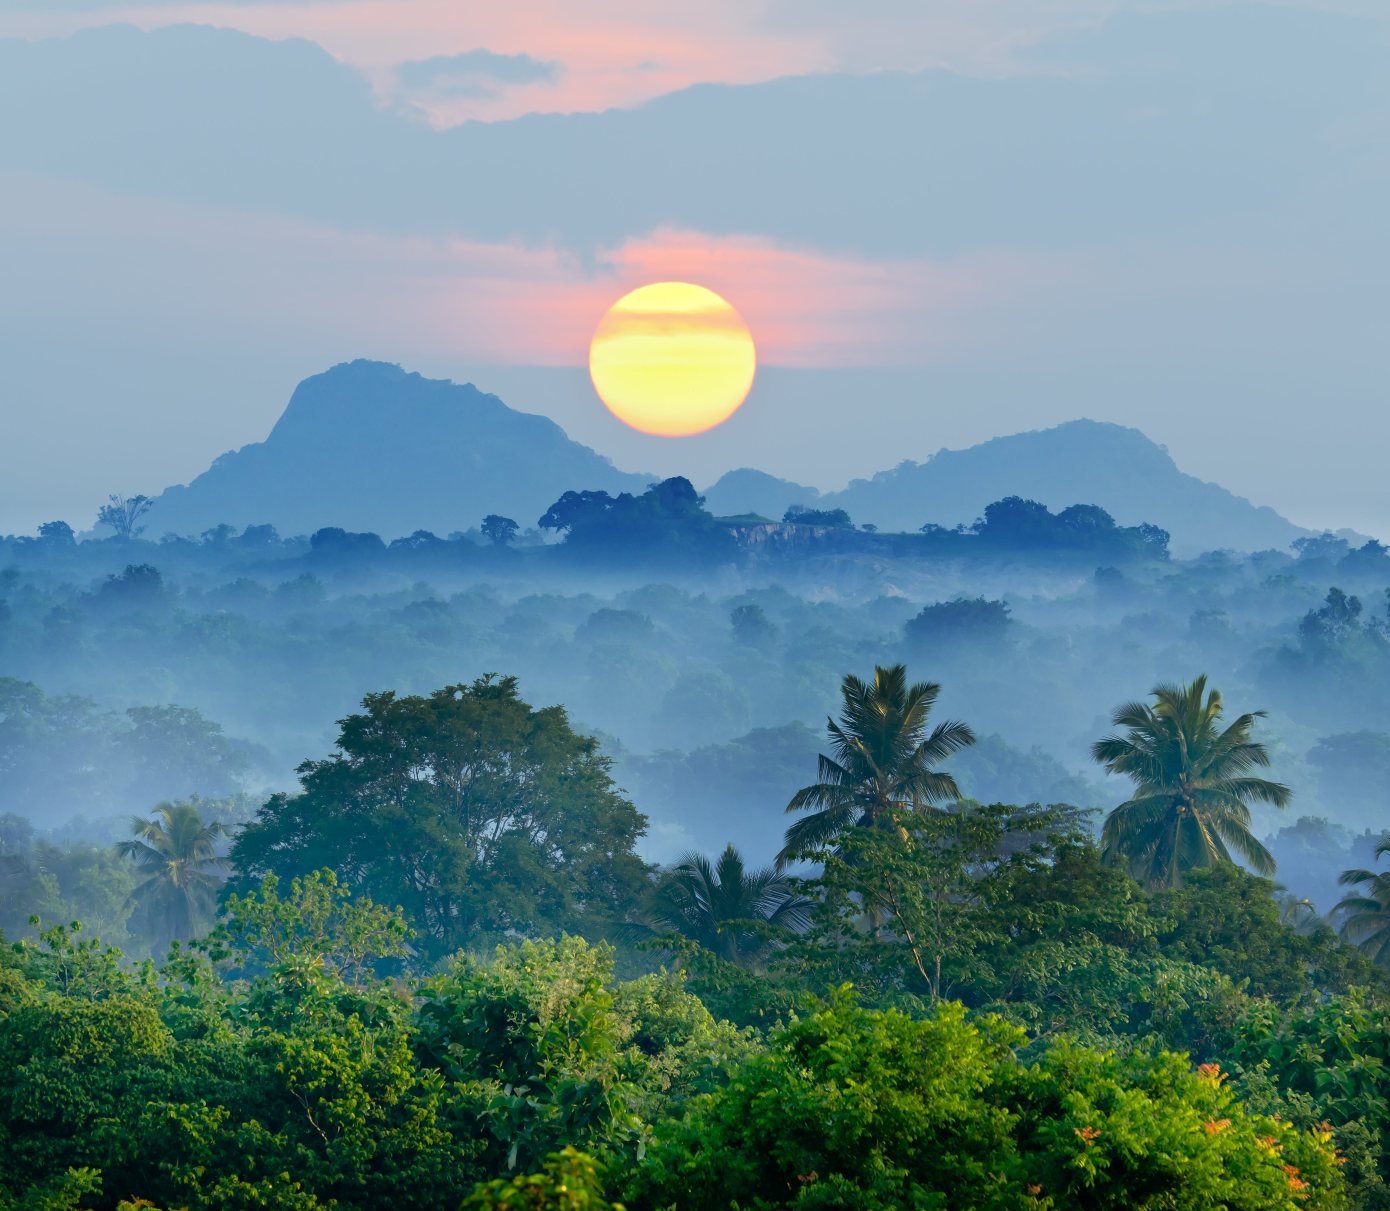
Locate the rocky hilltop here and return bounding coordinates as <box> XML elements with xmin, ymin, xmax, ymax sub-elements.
<box><xmin>146</xmin><ymin>361</ymin><xmax>654</xmax><ymax>538</ymax></box>
<box><xmin>706</xmin><ymin>420</ymin><xmax>1305</xmax><ymax>553</ymax></box>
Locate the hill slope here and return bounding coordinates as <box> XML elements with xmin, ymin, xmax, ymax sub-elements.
<box><xmin>147</xmin><ymin>368</ymin><xmax>1305</xmax><ymax>553</ymax></box>
<box><xmin>146</xmin><ymin>361</ymin><xmax>655</xmax><ymax>538</ymax></box>
<box><xmin>711</xmin><ymin>421</ymin><xmax>1304</xmax><ymax>553</ymax></box>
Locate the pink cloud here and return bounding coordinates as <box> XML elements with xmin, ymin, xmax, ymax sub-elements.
<box><xmin>1</xmin><ymin>169</ymin><xmax>1065</xmax><ymax>373</ymax></box>
<box><xmin>4</xmin><ymin>0</ymin><xmax>830</xmax><ymax>122</ymax></box>
<box><xmin>0</xmin><ymin>0</ymin><xmax>1134</xmax><ymax>123</ymax></box>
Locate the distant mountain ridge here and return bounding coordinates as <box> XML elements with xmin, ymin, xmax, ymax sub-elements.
<box><xmin>705</xmin><ymin>421</ymin><xmax>1307</xmax><ymax>553</ymax></box>
<box><xmin>146</xmin><ymin>362</ymin><xmax>1307</xmax><ymax>553</ymax></box>
<box><xmin>146</xmin><ymin>361</ymin><xmax>655</xmax><ymax>538</ymax></box>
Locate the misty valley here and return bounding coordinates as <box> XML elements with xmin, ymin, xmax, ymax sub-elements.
<box><xmin>1</xmin><ymin>363</ymin><xmax>1389</xmax><ymax>1207</ymax></box>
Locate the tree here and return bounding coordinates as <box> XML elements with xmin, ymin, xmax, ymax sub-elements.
<box><xmin>228</xmin><ymin>675</ymin><xmax>650</xmax><ymax>957</ymax></box>
<box><xmin>781</xmin><ymin>664</ymin><xmax>975</xmax><ymax>863</ymax></box>
<box><xmin>729</xmin><ymin>603</ymin><xmax>775</xmax><ymax>647</ymax></box>
<box><xmin>116</xmin><ymin>800</ymin><xmax>226</xmax><ymax>948</ymax></box>
<box><xmin>123</xmin><ymin>705</ymin><xmax>251</xmax><ymax>804</ymax></box>
<box><xmin>807</xmin><ymin>803</ymin><xmax>1030</xmax><ymax>1001</ymax></box>
<box><xmin>538</xmin><ymin>479</ymin><xmax>736</xmax><ymax>564</ymax></box>
<box><xmin>637</xmin><ymin>845</ymin><xmax>811</xmax><ymax>968</ymax></box>
<box><xmin>96</xmin><ymin>494</ymin><xmax>153</xmax><ymax>540</ymax></box>
<box><xmin>629</xmin><ymin>996</ymin><xmax>1345</xmax><ymax>1210</ymax></box>
<box><xmin>538</xmin><ymin>489</ymin><xmax>615</xmax><ymax>534</ymax></box>
<box><xmin>1094</xmin><ymin>675</ymin><xmax>1291</xmax><ymax>888</ymax></box>
<box><xmin>904</xmin><ymin>597</ymin><xmax>1011</xmax><ymax>648</ymax></box>
<box><xmin>781</xmin><ymin>506</ymin><xmax>853</xmax><ymax>528</ymax></box>
<box><xmin>1309</xmin><ymin>731</ymin><xmax>1390</xmax><ymax>810</ymax></box>
<box><xmin>1336</xmin><ymin>837</ymin><xmax>1390</xmax><ymax>966</ymax></box>
<box><xmin>308</xmin><ymin>527</ymin><xmax>385</xmax><ymax>559</ymax></box>
<box><xmin>481</xmin><ymin>515</ymin><xmax>520</xmax><ymax>546</ymax></box>
<box><xmin>1300</xmin><ymin>587</ymin><xmax>1364</xmax><ymax>646</ymax></box>
<box><xmin>96</xmin><ymin>563</ymin><xmax>166</xmax><ymax>608</ymax></box>
<box><xmin>36</xmin><ymin>521</ymin><xmax>75</xmax><ymax>547</ymax></box>
<box><xmin>210</xmin><ymin>870</ymin><xmax>412</xmax><ymax>986</ymax></box>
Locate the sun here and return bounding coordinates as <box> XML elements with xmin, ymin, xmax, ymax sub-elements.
<box><xmin>588</xmin><ymin>281</ymin><xmax>757</xmax><ymax>436</ymax></box>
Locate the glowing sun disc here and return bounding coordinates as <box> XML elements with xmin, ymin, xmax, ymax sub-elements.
<box><xmin>589</xmin><ymin>281</ymin><xmax>756</xmax><ymax>436</ymax></box>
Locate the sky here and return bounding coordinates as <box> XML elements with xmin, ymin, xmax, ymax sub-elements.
<box><xmin>0</xmin><ymin>1</ymin><xmax>1387</xmax><ymax>536</ymax></box>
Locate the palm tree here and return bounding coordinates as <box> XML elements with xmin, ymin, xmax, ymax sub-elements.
<box><xmin>1094</xmin><ymin>675</ymin><xmax>1290</xmax><ymax>888</ymax></box>
<box><xmin>117</xmin><ymin>800</ymin><xmax>226</xmax><ymax>946</ymax></box>
<box><xmin>780</xmin><ymin>664</ymin><xmax>975</xmax><ymax>863</ymax></box>
<box><xmin>1336</xmin><ymin>838</ymin><xmax>1390</xmax><ymax>965</ymax></box>
<box><xmin>639</xmin><ymin>845</ymin><xmax>812</xmax><ymax>968</ymax></box>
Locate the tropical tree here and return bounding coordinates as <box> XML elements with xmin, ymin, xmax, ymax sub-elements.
<box><xmin>1094</xmin><ymin>675</ymin><xmax>1290</xmax><ymax>888</ymax></box>
<box><xmin>780</xmin><ymin>664</ymin><xmax>974</xmax><ymax>863</ymax></box>
<box><xmin>228</xmin><ymin>675</ymin><xmax>650</xmax><ymax>957</ymax></box>
<box><xmin>480</xmin><ymin>514</ymin><xmax>519</xmax><ymax>546</ymax></box>
<box><xmin>637</xmin><ymin>844</ymin><xmax>811</xmax><ymax>967</ymax></box>
<box><xmin>1335</xmin><ymin>836</ymin><xmax>1390</xmax><ymax>965</ymax></box>
<box><xmin>96</xmin><ymin>493</ymin><xmax>153</xmax><ymax>540</ymax></box>
<box><xmin>117</xmin><ymin>799</ymin><xmax>225</xmax><ymax>947</ymax></box>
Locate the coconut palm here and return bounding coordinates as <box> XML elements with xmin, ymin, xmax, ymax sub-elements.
<box><xmin>780</xmin><ymin>664</ymin><xmax>975</xmax><ymax>863</ymax></box>
<box><xmin>1335</xmin><ymin>838</ymin><xmax>1390</xmax><ymax>966</ymax></box>
<box><xmin>1094</xmin><ymin>675</ymin><xmax>1290</xmax><ymax>888</ymax></box>
<box><xmin>117</xmin><ymin>800</ymin><xmax>226</xmax><ymax>946</ymax></box>
<box><xmin>640</xmin><ymin>844</ymin><xmax>812</xmax><ymax>967</ymax></box>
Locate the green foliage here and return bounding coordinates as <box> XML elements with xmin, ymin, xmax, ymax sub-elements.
<box><xmin>781</xmin><ymin>662</ymin><xmax>975</xmax><ymax>862</ymax></box>
<box><xmin>1096</xmin><ymin>675</ymin><xmax>1291</xmax><ymax>887</ymax></box>
<box><xmin>609</xmin><ymin>969</ymin><xmax>754</xmax><ymax>1110</ymax></box>
<box><xmin>957</xmin><ymin>824</ymin><xmax>1247</xmax><ymax>1051</ymax></box>
<box><xmin>415</xmin><ymin>936</ymin><xmax>642</xmax><ymax>1174</ymax></box>
<box><xmin>1153</xmin><ymin>863</ymin><xmax>1378</xmax><ymax>1002</ymax></box>
<box><xmin>633</xmin><ymin>844</ymin><xmax>810</xmax><ymax>969</ymax></box>
<box><xmin>229</xmin><ymin>675</ymin><xmax>650</xmax><ymax>957</ymax></box>
<box><xmin>4</xmin><ymin>655</ymin><xmax>1390</xmax><ymax>1207</ymax></box>
<box><xmin>118</xmin><ymin>799</ymin><xmax>226</xmax><ymax>949</ymax></box>
<box><xmin>208</xmin><ymin>870</ymin><xmax>412</xmax><ymax>984</ymax></box>
<box><xmin>803</xmin><ymin>802</ymin><xmax>1037</xmax><ymax>1003</ymax></box>
<box><xmin>464</xmin><ymin>1148</ymin><xmax>623</xmax><ymax>1210</ymax></box>
<box><xmin>629</xmin><ymin>995</ymin><xmax>1343</xmax><ymax>1209</ymax></box>
<box><xmin>1233</xmin><ymin>991</ymin><xmax>1390</xmax><ymax>1206</ymax></box>
<box><xmin>0</xmin><ymin>817</ymin><xmax>137</xmax><ymax>946</ymax></box>
<box><xmin>0</xmin><ymin>678</ymin><xmax>250</xmax><ymax>822</ymax></box>
<box><xmin>1338</xmin><ymin>837</ymin><xmax>1390</xmax><ymax>966</ymax></box>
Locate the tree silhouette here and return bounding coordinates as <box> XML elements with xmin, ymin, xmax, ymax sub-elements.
<box><xmin>96</xmin><ymin>494</ymin><xmax>153</xmax><ymax>540</ymax></box>
<box><xmin>481</xmin><ymin>514</ymin><xmax>519</xmax><ymax>546</ymax></box>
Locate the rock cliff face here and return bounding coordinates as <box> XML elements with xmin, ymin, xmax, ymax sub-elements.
<box><xmin>145</xmin><ymin>361</ymin><xmax>654</xmax><ymax>538</ymax></box>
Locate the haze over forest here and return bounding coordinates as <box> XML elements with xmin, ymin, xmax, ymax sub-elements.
<box><xmin>3</xmin><ymin>3</ymin><xmax>1390</xmax><ymax>1208</ymax></box>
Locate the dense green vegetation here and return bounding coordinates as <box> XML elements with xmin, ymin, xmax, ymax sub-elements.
<box><xmin>5</xmin><ymin>495</ymin><xmax>1390</xmax><ymax>1204</ymax></box>
<box><xmin>4</xmin><ymin>662</ymin><xmax>1390</xmax><ymax>1207</ymax></box>
<box><xmin>4</xmin><ymin>498</ymin><xmax>1389</xmax><ymax>895</ymax></box>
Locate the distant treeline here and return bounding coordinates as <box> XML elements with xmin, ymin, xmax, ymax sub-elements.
<box><xmin>5</xmin><ymin>479</ymin><xmax>1181</xmax><ymax>567</ymax></box>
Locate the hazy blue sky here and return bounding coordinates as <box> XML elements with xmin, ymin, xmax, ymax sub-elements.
<box><xmin>1</xmin><ymin>2</ymin><xmax>1387</xmax><ymax>535</ymax></box>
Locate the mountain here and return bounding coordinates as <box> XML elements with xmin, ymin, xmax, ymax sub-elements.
<box><xmin>718</xmin><ymin>421</ymin><xmax>1304</xmax><ymax>554</ymax></box>
<box><xmin>147</xmin><ymin>366</ymin><xmax>1306</xmax><ymax>554</ymax></box>
<box><xmin>702</xmin><ymin>469</ymin><xmax>823</xmax><ymax>521</ymax></box>
<box><xmin>145</xmin><ymin>361</ymin><xmax>654</xmax><ymax>538</ymax></box>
